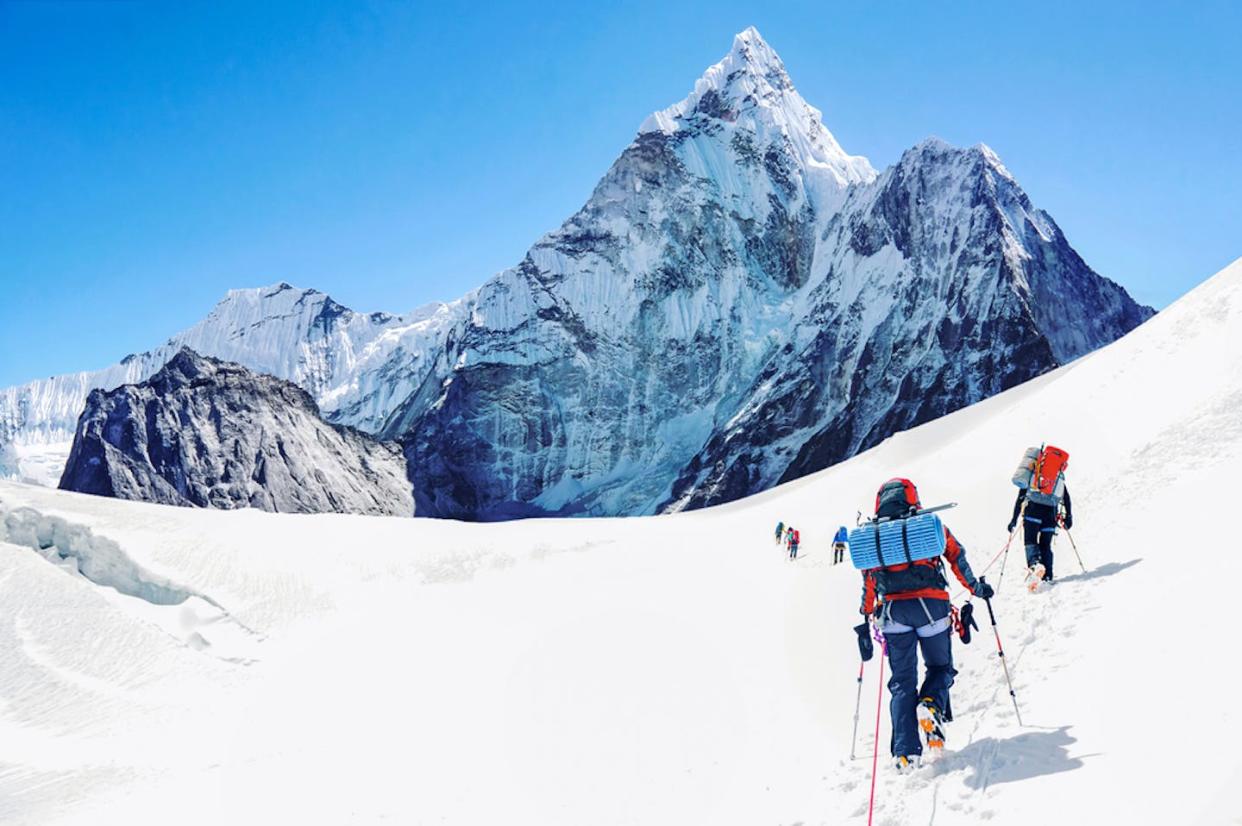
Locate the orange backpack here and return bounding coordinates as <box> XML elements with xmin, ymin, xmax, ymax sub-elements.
<box><xmin>1027</xmin><ymin>445</ymin><xmax>1069</xmax><ymax>506</ymax></box>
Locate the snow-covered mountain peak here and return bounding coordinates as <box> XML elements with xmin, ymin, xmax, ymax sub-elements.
<box><xmin>722</xmin><ymin>25</ymin><xmax>792</xmax><ymax>88</ymax></box>
<box><xmin>208</xmin><ymin>281</ymin><xmax>335</xmax><ymax>323</ymax></box>
<box><xmin>638</xmin><ymin>27</ymin><xmax>875</xmax><ymax>187</ymax></box>
<box><xmin>886</xmin><ymin>138</ymin><xmax>1029</xmax><ymax>217</ymax></box>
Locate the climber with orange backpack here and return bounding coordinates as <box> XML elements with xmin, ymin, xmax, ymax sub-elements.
<box><xmin>1008</xmin><ymin>444</ymin><xmax>1074</xmax><ymax>587</ymax></box>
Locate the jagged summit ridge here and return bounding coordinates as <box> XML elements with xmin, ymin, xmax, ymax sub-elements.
<box><xmin>640</xmin><ymin>27</ymin><xmax>874</xmax><ymax>188</ymax></box>
<box><xmin>0</xmin><ymin>281</ymin><xmax>466</xmax><ymax>475</ymax></box>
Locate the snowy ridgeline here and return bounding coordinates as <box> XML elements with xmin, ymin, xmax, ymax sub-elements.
<box><xmin>0</xmin><ymin>257</ymin><xmax>1236</xmax><ymax>825</ymax></box>
<box><xmin>1</xmin><ymin>27</ymin><xmax>1151</xmax><ymax>519</ymax></box>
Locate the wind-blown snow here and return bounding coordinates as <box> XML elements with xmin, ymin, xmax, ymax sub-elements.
<box><xmin>0</xmin><ymin>257</ymin><xmax>1236</xmax><ymax>824</ymax></box>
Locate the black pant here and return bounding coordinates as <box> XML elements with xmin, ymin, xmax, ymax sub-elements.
<box><xmin>1023</xmin><ymin>502</ymin><xmax>1056</xmax><ymax>579</ymax></box>
<box><xmin>833</xmin><ymin>544</ymin><xmax>845</xmax><ymax>564</ymax></box>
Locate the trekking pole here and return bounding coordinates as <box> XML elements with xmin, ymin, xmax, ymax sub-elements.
<box><xmin>866</xmin><ymin>627</ymin><xmax>887</xmax><ymax>826</ymax></box>
<box><xmin>980</xmin><ymin>579</ymin><xmax>1023</xmax><ymax>727</ymax></box>
<box><xmin>849</xmin><ymin>658</ymin><xmax>865</xmax><ymax>760</ymax></box>
<box><xmin>1063</xmin><ymin>525</ymin><xmax>1087</xmax><ymax>574</ymax></box>
<box><xmin>996</xmin><ymin>501</ymin><xmax>1026</xmax><ymax>592</ymax></box>
<box><xmin>994</xmin><ymin>524</ymin><xmax>1019</xmax><ymax>593</ymax></box>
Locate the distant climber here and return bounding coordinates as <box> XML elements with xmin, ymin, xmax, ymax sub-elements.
<box><xmin>788</xmin><ymin>527</ymin><xmax>800</xmax><ymax>560</ymax></box>
<box><xmin>1008</xmin><ymin>445</ymin><xmax>1073</xmax><ymax>587</ymax></box>
<box><xmin>832</xmin><ymin>525</ymin><xmax>848</xmax><ymax>565</ymax></box>
<box><xmin>858</xmin><ymin>478</ymin><xmax>992</xmax><ymax>772</ymax></box>
<box><xmin>774</xmin><ymin>520</ymin><xmax>785</xmax><ymax>545</ymax></box>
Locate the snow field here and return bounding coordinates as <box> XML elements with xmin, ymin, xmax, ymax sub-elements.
<box><xmin>0</xmin><ymin>258</ymin><xmax>1238</xmax><ymax>824</ymax></box>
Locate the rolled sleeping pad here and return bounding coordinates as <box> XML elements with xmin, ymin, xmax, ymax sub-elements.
<box><xmin>848</xmin><ymin>512</ymin><xmax>947</xmax><ymax>570</ymax></box>
<box><xmin>1012</xmin><ymin>446</ymin><xmax>1040</xmax><ymax>488</ymax></box>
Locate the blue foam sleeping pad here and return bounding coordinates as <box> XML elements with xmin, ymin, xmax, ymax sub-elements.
<box><xmin>848</xmin><ymin>513</ymin><xmax>946</xmax><ymax>570</ymax></box>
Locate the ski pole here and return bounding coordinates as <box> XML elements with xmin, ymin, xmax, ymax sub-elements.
<box><xmin>994</xmin><ymin>521</ymin><xmax>1020</xmax><ymax>593</ymax></box>
<box><xmin>849</xmin><ymin>658</ymin><xmax>865</xmax><ymax>760</ymax></box>
<box><xmin>1063</xmin><ymin>526</ymin><xmax>1087</xmax><ymax>574</ymax></box>
<box><xmin>866</xmin><ymin>627</ymin><xmax>887</xmax><ymax>826</ymax></box>
<box><xmin>981</xmin><ymin>580</ymin><xmax>1023</xmax><ymax>727</ymax></box>
<box><xmin>951</xmin><ymin>524</ymin><xmax>1019</xmax><ymax>601</ymax></box>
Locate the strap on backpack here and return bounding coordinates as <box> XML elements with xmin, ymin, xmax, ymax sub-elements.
<box><xmin>900</xmin><ymin>518</ymin><xmax>914</xmax><ymax>565</ymax></box>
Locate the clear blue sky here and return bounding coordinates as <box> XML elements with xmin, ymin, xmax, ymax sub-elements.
<box><xmin>2</xmin><ymin>0</ymin><xmax>1239</xmax><ymax>387</ymax></box>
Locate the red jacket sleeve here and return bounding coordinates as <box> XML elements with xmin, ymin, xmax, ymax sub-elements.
<box><xmin>942</xmin><ymin>527</ymin><xmax>977</xmax><ymax>591</ymax></box>
<box><xmin>860</xmin><ymin>571</ymin><xmax>877</xmax><ymax>615</ymax></box>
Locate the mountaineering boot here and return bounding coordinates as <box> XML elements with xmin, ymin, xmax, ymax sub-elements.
<box><xmin>893</xmin><ymin>754</ymin><xmax>922</xmax><ymax>774</ymax></box>
<box><xmin>1026</xmin><ymin>562</ymin><xmax>1046</xmax><ymax>592</ymax></box>
<box><xmin>917</xmin><ymin>697</ymin><xmax>945</xmax><ymax>752</ymax></box>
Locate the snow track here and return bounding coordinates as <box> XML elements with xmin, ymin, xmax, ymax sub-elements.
<box><xmin>824</xmin><ymin>541</ymin><xmax>1123</xmax><ymax>825</ymax></box>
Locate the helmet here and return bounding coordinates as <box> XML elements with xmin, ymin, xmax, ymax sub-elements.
<box><xmin>875</xmin><ymin>478</ymin><xmax>920</xmax><ymax>519</ymax></box>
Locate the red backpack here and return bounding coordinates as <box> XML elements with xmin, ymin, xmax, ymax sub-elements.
<box><xmin>1026</xmin><ymin>445</ymin><xmax>1069</xmax><ymax>506</ymax></box>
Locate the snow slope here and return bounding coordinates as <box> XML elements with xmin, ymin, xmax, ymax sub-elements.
<box><xmin>0</xmin><ymin>248</ymin><xmax>1234</xmax><ymax>825</ymax></box>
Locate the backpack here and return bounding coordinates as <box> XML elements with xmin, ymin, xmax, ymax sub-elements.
<box><xmin>1017</xmin><ymin>444</ymin><xmax>1069</xmax><ymax>507</ymax></box>
<box><xmin>875</xmin><ymin>478</ymin><xmax>920</xmax><ymax>520</ymax></box>
<box><xmin>849</xmin><ymin>478</ymin><xmax>948</xmax><ymax>571</ymax></box>
<box><xmin>847</xmin><ymin>512</ymin><xmax>946</xmax><ymax>570</ymax></box>
<box><xmin>792</xmin><ymin>529</ymin><xmax>800</xmax><ymax>545</ymax></box>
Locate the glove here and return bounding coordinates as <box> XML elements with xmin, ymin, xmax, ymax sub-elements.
<box><xmin>1007</xmin><ymin>520</ymin><xmax>1017</xmax><ymax>533</ymax></box>
<box><xmin>973</xmin><ymin>580</ymin><xmax>995</xmax><ymax>600</ymax></box>
<box><xmin>854</xmin><ymin>622</ymin><xmax>874</xmax><ymax>662</ymax></box>
<box><xmin>1063</xmin><ymin>515</ymin><xmax>1073</xmax><ymax>530</ymax></box>
<box><xmin>958</xmin><ymin>602</ymin><xmax>979</xmax><ymax>644</ymax></box>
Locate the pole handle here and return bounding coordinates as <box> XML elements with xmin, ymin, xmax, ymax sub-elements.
<box><xmin>980</xmin><ymin>577</ymin><xmax>999</xmax><ymax>625</ymax></box>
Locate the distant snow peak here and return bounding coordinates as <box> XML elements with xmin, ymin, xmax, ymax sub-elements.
<box><xmin>638</xmin><ymin>27</ymin><xmax>875</xmax><ymax>187</ymax></box>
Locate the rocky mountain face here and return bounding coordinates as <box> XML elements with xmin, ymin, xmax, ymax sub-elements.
<box><xmin>0</xmin><ymin>283</ymin><xmax>464</xmax><ymax>480</ymax></box>
<box><xmin>58</xmin><ymin>349</ymin><xmax>414</xmax><ymax>516</ymax></box>
<box><xmin>7</xmin><ymin>28</ymin><xmax>1153</xmax><ymax>519</ymax></box>
<box><xmin>661</xmin><ymin>138</ymin><xmax>1154</xmax><ymax>510</ymax></box>
<box><xmin>381</xmin><ymin>28</ymin><xmax>1152</xmax><ymax>518</ymax></box>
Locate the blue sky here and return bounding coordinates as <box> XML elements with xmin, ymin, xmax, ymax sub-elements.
<box><xmin>2</xmin><ymin>0</ymin><xmax>1239</xmax><ymax>387</ymax></box>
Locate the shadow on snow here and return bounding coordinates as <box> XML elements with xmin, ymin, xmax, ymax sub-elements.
<box><xmin>938</xmin><ymin>726</ymin><xmax>1092</xmax><ymax>790</ymax></box>
<box><xmin>1055</xmin><ymin>557</ymin><xmax>1142</xmax><ymax>584</ymax></box>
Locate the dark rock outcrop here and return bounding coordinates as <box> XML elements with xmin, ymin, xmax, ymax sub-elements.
<box><xmin>59</xmin><ymin>349</ymin><xmax>414</xmax><ymax>516</ymax></box>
